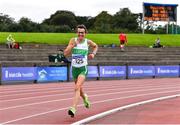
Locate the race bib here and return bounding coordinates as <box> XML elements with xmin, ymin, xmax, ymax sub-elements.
<box><xmin>72</xmin><ymin>55</ymin><xmax>87</xmax><ymax>67</ymax></box>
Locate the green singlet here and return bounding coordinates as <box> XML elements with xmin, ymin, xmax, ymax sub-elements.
<box><xmin>71</xmin><ymin>38</ymin><xmax>89</xmax><ymax>80</ymax></box>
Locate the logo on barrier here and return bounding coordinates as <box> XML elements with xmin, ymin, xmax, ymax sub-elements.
<box><xmin>37</xmin><ymin>67</ymin><xmax>67</xmax><ymax>82</ymax></box>
<box><xmin>38</xmin><ymin>69</ymin><xmax>48</xmax><ymax>81</ymax></box>
<box><xmin>128</xmin><ymin>66</ymin><xmax>155</xmax><ymax>78</ymax></box>
<box><xmin>155</xmin><ymin>65</ymin><xmax>179</xmax><ymax>77</ymax></box>
<box><xmin>2</xmin><ymin>67</ymin><xmax>36</xmax><ymax>81</ymax></box>
<box><xmin>99</xmin><ymin>66</ymin><xmax>126</xmax><ymax>78</ymax></box>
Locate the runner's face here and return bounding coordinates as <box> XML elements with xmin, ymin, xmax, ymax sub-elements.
<box><xmin>77</xmin><ymin>28</ymin><xmax>86</xmax><ymax>41</ymax></box>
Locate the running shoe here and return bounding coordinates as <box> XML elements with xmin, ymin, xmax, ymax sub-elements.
<box><xmin>83</xmin><ymin>94</ymin><xmax>90</xmax><ymax>108</ymax></box>
<box><xmin>68</xmin><ymin>107</ymin><xmax>76</xmax><ymax>117</ymax></box>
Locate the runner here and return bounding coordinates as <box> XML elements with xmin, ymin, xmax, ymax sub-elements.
<box><xmin>64</xmin><ymin>24</ymin><xmax>98</xmax><ymax>117</ymax></box>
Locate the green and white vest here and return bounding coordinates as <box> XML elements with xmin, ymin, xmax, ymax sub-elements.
<box><xmin>71</xmin><ymin>38</ymin><xmax>89</xmax><ymax>67</ymax></box>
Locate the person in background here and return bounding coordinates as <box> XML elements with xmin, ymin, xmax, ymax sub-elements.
<box><xmin>6</xmin><ymin>34</ymin><xmax>22</xmax><ymax>49</ymax></box>
<box><xmin>119</xmin><ymin>32</ymin><xmax>128</xmax><ymax>51</ymax></box>
<box><xmin>153</xmin><ymin>37</ymin><xmax>164</xmax><ymax>48</ymax></box>
<box><xmin>57</xmin><ymin>49</ymin><xmax>71</xmax><ymax>63</ymax></box>
<box><xmin>64</xmin><ymin>24</ymin><xmax>98</xmax><ymax>117</ymax></box>
<box><xmin>6</xmin><ymin>34</ymin><xmax>16</xmax><ymax>48</ymax></box>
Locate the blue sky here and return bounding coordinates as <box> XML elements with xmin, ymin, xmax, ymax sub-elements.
<box><xmin>0</xmin><ymin>0</ymin><xmax>179</xmax><ymax>24</ymax></box>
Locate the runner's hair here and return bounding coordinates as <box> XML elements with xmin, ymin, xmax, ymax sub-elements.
<box><xmin>76</xmin><ymin>24</ymin><xmax>88</xmax><ymax>33</ymax></box>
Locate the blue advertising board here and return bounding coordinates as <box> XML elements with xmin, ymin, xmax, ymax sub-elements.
<box><xmin>37</xmin><ymin>67</ymin><xmax>67</xmax><ymax>82</ymax></box>
<box><xmin>128</xmin><ymin>66</ymin><xmax>155</xmax><ymax>78</ymax></box>
<box><xmin>87</xmin><ymin>66</ymin><xmax>99</xmax><ymax>77</ymax></box>
<box><xmin>99</xmin><ymin>66</ymin><xmax>126</xmax><ymax>78</ymax></box>
<box><xmin>2</xmin><ymin>67</ymin><xmax>36</xmax><ymax>81</ymax></box>
<box><xmin>155</xmin><ymin>65</ymin><xmax>179</xmax><ymax>77</ymax></box>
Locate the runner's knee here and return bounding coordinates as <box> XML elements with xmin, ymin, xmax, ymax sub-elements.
<box><xmin>74</xmin><ymin>84</ymin><xmax>82</xmax><ymax>91</ymax></box>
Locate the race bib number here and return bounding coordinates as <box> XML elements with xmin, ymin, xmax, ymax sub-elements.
<box><xmin>72</xmin><ymin>55</ymin><xmax>86</xmax><ymax>66</ymax></box>
<box><xmin>75</xmin><ymin>58</ymin><xmax>84</xmax><ymax>64</ymax></box>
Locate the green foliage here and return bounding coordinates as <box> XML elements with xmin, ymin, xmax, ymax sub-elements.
<box><xmin>94</xmin><ymin>11</ymin><xmax>113</xmax><ymax>33</ymax></box>
<box><xmin>18</xmin><ymin>17</ymin><xmax>39</xmax><ymax>32</ymax></box>
<box><xmin>0</xmin><ymin>9</ymin><xmax>139</xmax><ymax>33</ymax></box>
<box><xmin>0</xmin><ymin>9</ymin><xmax>179</xmax><ymax>34</ymax></box>
<box><xmin>43</xmin><ymin>10</ymin><xmax>77</xmax><ymax>29</ymax></box>
<box><xmin>112</xmin><ymin>8</ymin><xmax>138</xmax><ymax>32</ymax></box>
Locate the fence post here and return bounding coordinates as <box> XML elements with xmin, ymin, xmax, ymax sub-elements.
<box><xmin>67</xmin><ymin>63</ymin><xmax>70</xmax><ymax>82</ymax></box>
<box><xmin>153</xmin><ymin>64</ymin><xmax>156</xmax><ymax>79</ymax></box>
<box><xmin>33</xmin><ymin>63</ymin><xmax>37</xmax><ymax>83</ymax></box>
<box><xmin>126</xmin><ymin>64</ymin><xmax>129</xmax><ymax>79</ymax></box>
<box><xmin>0</xmin><ymin>64</ymin><xmax>1</xmax><ymax>85</ymax></box>
<box><xmin>97</xmin><ymin>64</ymin><xmax>100</xmax><ymax>80</ymax></box>
<box><xmin>179</xmin><ymin>64</ymin><xmax>180</xmax><ymax>78</ymax></box>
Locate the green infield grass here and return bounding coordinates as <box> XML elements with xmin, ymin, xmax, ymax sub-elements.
<box><xmin>0</xmin><ymin>32</ymin><xmax>180</xmax><ymax>46</ymax></box>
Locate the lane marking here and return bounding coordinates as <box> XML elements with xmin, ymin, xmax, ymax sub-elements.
<box><xmin>1</xmin><ymin>90</ymin><xmax>180</xmax><ymax>124</ymax></box>
<box><xmin>1</xmin><ymin>83</ymin><xmax>179</xmax><ymax>102</ymax></box>
<box><xmin>0</xmin><ymin>79</ymin><xmax>177</xmax><ymax>95</ymax></box>
<box><xmin>72</xmin><ymin>94</ymin><xmax>180</xmax><ymax>125</ymax></box>
<box><xmin>0</xmin><ymin>85</ymin><xmax>180</xmax><ymax>111</ymax></box>
<box><xmin>0</xmin><ymin>83</ymin><xmax>133</xmax><ymax>97</ymax></box>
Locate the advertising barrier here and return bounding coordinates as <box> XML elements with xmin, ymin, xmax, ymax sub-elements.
<box><xmin>37</xmin><ymin>67</ymin><xmax>67</xmax><ymax>82</ymax></box>
<box><xmin>155</xmin><ymin>65</ymin><xmax>179</xmax><ymax>77</ymax></box>
<box><xmin>128</xmin><ymin>66</ymin><xmax>155</xmax><ymax>78</ymax></box>
<box><xmin>2</xmin><ymin>67</ymin><xmax>67</xmax><ymax>82</ymax></box>
<box><xmin>1</xmin><ymin>65</ymin><xmax>179</xmax><ymax>84</ymax></box>
<box><xmin>99</xmin><ymin>66</ymin><xmax>126</xmax><ymax>78</ymax></box>
<box><xmin>87</xmin><ymin>66</ymin><xmax>99</xmax><ymax>78</ymax></box>
<box><xmin>2</xmin><ymin>67</ymin><xmax>36</xmax><ymax>81</ymax></box>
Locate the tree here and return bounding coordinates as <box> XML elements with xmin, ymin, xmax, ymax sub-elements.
<box><xmin>18</xmin><ymin>17</ymin><xmax>39</xmax><ymax>32</ymax></box>
<box><xmin>0</xmin><ymin>13</ymin><xmax>15</xmax><ymax>31</ymax></box>
<box><xmin>43</xmin><ymin>10</ymin><xmax>77</xmax><ymax>29</ymax></box>
<box><xmin>76</xmin><ymin>16</ymin><xmax>94</xmax><ymax>30</ymax></box>
<box><xmin>93</xmin><ymin>11</ymin><xmax>112</xmax><ymax>33</ymax></box>
<box><xmin>112</xmin><ymin>8</ymin><xmax>138</xmax><ymax>32</ymax></box>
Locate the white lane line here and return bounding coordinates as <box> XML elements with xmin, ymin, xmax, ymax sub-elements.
<box><xmin>0</xmin><ymin>84</ymin><xmax>126</xmax><ymax>97</ymax></box>
<box><xmin>0</xmin><ymin>87</ymin><xmax>73</xmax><ymax>94</ymax></box>
<box><xmin>71</xmin><ymin>94</ymin><xmax>180</xmax><ymax>125</ymax></box>
<box><xmin>0</xmin><ymin>83</ymin><xmax>119</xmax><ymax>94</ymax></box>
<box><xmin>1</xmin><ymin>90</ymin><xmax>180</xmax><ymax>124</ymax></box>
<box><xmin>0</xmin><ymin>80</ymin><xmax>175</xmax><ymax>96</ymax></box>
<box><xmin>0</xmin><ymin>89</ymin><xmax>71</xmax><ymax>98</ymax></box>
<box><xmin>0</xmin><ymin>78</ymin><xmax>179</xmax><ymax>92</ymax></box>
<box><xmin>1</xmin><ymin>85</ymin><xmax>180</xmax><ymax>111</ymax></box>
<box><xmin>0</xmin><ymin>81</ymin><xmax>157</xmax><ymax>96</ymax></box>
<box><xmin>0</xmin><ymin>85</ymin><xmax>136</xmax><ymax>102</ymax></box>
<box><xmin>0</xmin><ymin>81</ymin><xmax>126</xmax><ymax>92</ymax></box>
<box><xmin>1</xmin><ymin>83</ymin><xmax>179</xmax><ymax>102</ymax></box>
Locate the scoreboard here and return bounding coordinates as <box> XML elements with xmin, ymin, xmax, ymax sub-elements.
<box><xmin>143</xmin><ymin>3</ymin><xmax>178</xmax><ymax>21</ymax></box>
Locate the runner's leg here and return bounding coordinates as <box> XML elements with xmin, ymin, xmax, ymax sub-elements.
<box><xmin>72</xmin><ymin>75</ymin><xmax>86</xmax><ymax>109</ymax></box>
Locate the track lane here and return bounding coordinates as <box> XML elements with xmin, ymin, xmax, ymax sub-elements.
<box><xmin>0</xmin><ymin>78</ymin><xmax>179</xmax><ymax>124</ymax></box>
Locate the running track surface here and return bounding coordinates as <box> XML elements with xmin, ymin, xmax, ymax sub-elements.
<box><xmin>88</xmin><ymin>96</ymin><xmax>180</xmax><ymax>124</ymax></box>
<box><xmin>0</xmin><ymin>78</ymin><xmax>180</xmax><ymax>124</ymax></box>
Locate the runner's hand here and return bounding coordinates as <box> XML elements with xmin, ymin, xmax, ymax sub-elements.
<box><xmin>88</xmin><ymin>53</ymin><xmax>95</xmax><ymax>59</ymax></box>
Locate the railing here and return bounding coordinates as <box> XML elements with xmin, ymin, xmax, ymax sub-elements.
<box><xmin>0</xmin><ymin>63</ymin><xmax>180</xmax><ymax>85</ymax></box>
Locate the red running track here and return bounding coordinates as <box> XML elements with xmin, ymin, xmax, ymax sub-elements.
<box><xmin>87</xmin><ymin>96</ymin><xmax>180</xmax><ymax>124</ymax></box>
<box><xmin>0</xmin><ymin>78</ymin><xmax>180</xmax><ymax>124</ymax></box>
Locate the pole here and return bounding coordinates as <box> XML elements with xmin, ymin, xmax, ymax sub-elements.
<box><xmin>172</xmin><ymin>23</ymin><xmax>174</xmax><ymax>34</ymax></box>
<box><xmin>166</xmin><ymin>18</ymin><xmax>169</xmax><ymax>34</ymax></box>
<box><xmin>176</xmin><ymin>21</ymin><xmax>178</xmax><ymax>34</ymax></box>
<box><xmin>142</xmin><ymin>2</ymin><xmax>145</xmax><ymax>34</ymax></box>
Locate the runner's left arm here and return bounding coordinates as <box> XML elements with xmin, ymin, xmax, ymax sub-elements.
<box><xmin>88</xmin><ymin>40</ymin><xmax>98</xmax><ymax>59</ymax></box>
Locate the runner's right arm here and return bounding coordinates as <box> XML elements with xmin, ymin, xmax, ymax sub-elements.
<box><xmin>64</xmin><ymin>38</ymin><xmax>76</xmax><ymax>57</ymax></box>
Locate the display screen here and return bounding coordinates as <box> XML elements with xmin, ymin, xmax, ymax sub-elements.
<box><xmin>144</xmin><ymin>3</ymin><xmax>178</xmax><ymax>21</ymax></box>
